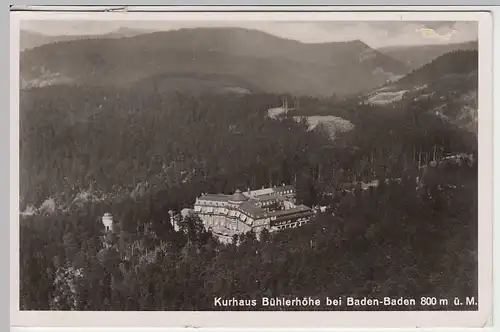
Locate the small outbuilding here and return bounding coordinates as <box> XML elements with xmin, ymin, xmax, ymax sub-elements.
<box><xmin>102</xmin><ymin>212</ymin><xmax>114</xmax><ymax>232</ymax></box>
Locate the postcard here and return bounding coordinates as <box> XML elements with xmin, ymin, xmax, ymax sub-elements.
<box><xmin>10</xmin><ymin>7</ymin><xmax>493</xmax><ymax>328</ymax></box>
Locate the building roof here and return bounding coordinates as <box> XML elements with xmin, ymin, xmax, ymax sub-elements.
<box><xmin>239</xmin><ymin>201</ymin><xmax>265</xmax><ymax>217</ymax></box>
<box><xmin>273</xmin><ymin>211</ymin><xmax>314</xmax><ymax>224</ymax></box>
<box><xmin>266</xmin><ymin>205</ymin><xmax>312</xmax><ymax>218</ymax></box>
<box><xmin>247</xmin><ymin>187</ymin><xmax>275</xmax><ymax>197</ymax></box>
<box><xmin>198</xmin><ymin>194</ymin><xmax>230</xmax><ymax>202</ymax></box>
<box><xmin>196</xmin><ymin>185</ymin><xmax>306</xmax><ymax>220</ymax></box>
<box><xmin>273</xmin><ymin>185</ymin><xmax>295</xmax><ymax>193</ymax></box>
<box><xmin>229</xmin><ymin>189</ymin><xmax>249</xmax><ymax>202</ymax></box>
<box><xmin>255</xmin><ymin>194</ymin><xmax>278</xmax><ymax>202</ymax></box>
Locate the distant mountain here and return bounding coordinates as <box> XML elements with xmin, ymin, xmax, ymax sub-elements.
<box><xmin>19</xmin><ymin>28</ymin><xmax>150</xmax><ymax>52</ymax></box>
<box><xmin>366</xmin><ymin>50</ymin><xmax>478</xmax><ymax>134</ymax></box>
<box><xmin>20</xmin><ymin>31</ymin><xmax>54</xmax><ymax>51</ymax></box>
<box><xmin>20</xmin><ymin>27</ymin><xmax>409</xmax><ymax>97</ymax></box>
<box><xmin>378</xmin><ymin>41</ymin><xmax>478</xmax><ymax>70</ymax></box>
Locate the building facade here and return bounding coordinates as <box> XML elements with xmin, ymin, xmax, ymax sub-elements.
<box><xmin>193</xmin><ymin>185</ymin><xmax>314</xmax><ymax>243</ymax></box>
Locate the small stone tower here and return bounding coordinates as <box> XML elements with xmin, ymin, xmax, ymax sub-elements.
<box><xmin>102</xmin><ymin>212</ymin><xmax>114</xmax><ymax>232</ymax></box>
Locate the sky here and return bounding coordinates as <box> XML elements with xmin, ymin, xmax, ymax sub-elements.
<box><xmin>21</xmin><ymin>20</ymin><xmax>478</xmax><ymax>48</ymax></box>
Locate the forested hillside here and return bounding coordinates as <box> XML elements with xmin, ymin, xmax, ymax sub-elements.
<box><xmin>364</xmin><ymin>50</ymin><xmax>478</xmax><ymax>134</ymax></box>
<box><xmin>20</xmin><ymin>88</ymin><xmax>329</xmax><ymax>210</ymax></box>
<box><xmin>378</xmin><ymin>41</ymin><xmax>478</xmax><ymax>70</ymax></box>
<box><xmin>20</xmin><ymin>84</ymin><xmax>476</xmax><ymax>212</ymax></box>
<box><xmin>21</xmin><ymin>168</ymin><xmax>478</xmax><ymax>311</ymax></box>
<box><xmin>394</xmin><ymin>49</ymin><xmax>478</xmax><ymax>89</ymax></box>
<box><xmin>19</xmin><ymin>83</ymin><xmax>478</xmax><ymax>310</ymax></box>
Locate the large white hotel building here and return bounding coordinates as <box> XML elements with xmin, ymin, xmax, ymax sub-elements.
<box><xmin>193</xmin><ymin>185</ymin><xmax>314</xmax><ymax>243</ymax></box>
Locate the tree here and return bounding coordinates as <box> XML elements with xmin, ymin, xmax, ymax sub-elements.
<box><xmin>177</xmin><ymin>213</ymin><xmax>208</xmax><ymax>247</ymax></box>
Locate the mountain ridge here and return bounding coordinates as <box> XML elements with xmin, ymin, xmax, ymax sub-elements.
<box><xmin>20</xmin><ymin>28</ymin><xmax>151</xmax><ymax>51</ymax></box>
<box><xmin>20</xmin><ymin>27</ymin><xmax>409</xmax><ymax>97</ymax></box>
<box><xmin>378</xmin><ymin>41</ymin><xmax>478</xmax><ymax>70</ymax></box>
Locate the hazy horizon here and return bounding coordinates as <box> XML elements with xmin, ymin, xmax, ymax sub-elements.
<box><xmin>20</xmin><ymin>20</ymin><xmax>478</xmax><ymax>48</ymax></box>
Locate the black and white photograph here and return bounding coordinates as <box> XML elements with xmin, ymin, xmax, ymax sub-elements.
<box><xmin>10</xmin><ymin>9</ymin><xmax>493</xmax><ymax>328</ymax></box>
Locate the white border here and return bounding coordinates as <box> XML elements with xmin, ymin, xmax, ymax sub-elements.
<box><xmin>9</xmin><ymin>8</ymin><xmax>494</xmax><ymax>329</ymax></box>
